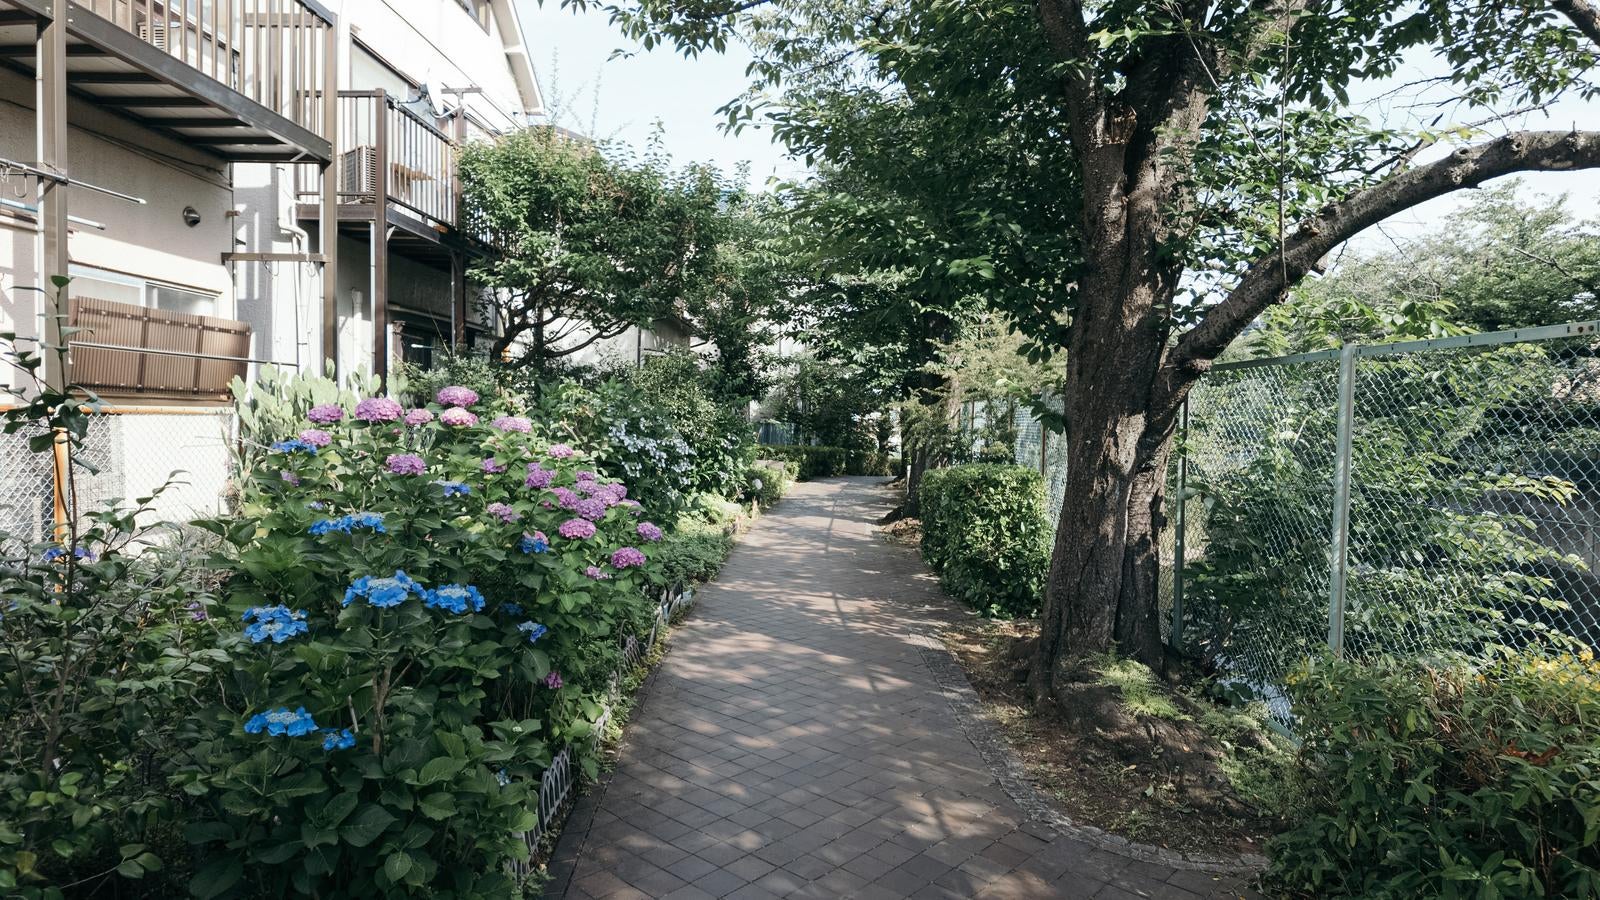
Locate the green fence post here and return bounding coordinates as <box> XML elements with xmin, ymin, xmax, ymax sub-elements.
<box><xmin>1326</xmin><ymin>343</ymin><xmax>1358</xmax><ymax>656</ymax></box>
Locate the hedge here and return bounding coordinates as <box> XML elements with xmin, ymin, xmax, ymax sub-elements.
<box><xmin>757</xmin><ymin>445</ymin><xmax>899</xmax><ymax>480</ymax></box>
<box><xmin>919</xmin><ymin>464</ymin><xmax>1049</xmax><ymax>617</ymax></box>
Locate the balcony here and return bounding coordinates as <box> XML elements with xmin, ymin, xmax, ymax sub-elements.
<box><xmin>295</xmin><ymin>90</ymin><xmax>459</xmax><ymax>234</ymax></box>
<box><xmin>0</xmin><ymin>0</ymin><xmax>336</xmax><ymax>163</ymax></box>
<box><xmin>68</xmin><ymin>296</ymin><xmax>251</xmax><ymax>401</ymax></box>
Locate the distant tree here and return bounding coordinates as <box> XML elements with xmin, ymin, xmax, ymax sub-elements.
<box><xmin>458</xmin><ymin>127</ymin><xmax>715</xmax><ymax>370</ymax></box>
<box><xmin>1253</xmin><ymin>184</ymin><xmax>1600</xmax><ymax>355</ymax></box>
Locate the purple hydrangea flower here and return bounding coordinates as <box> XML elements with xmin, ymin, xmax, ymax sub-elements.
<box><xmin>544</xmin><ymin>671</ymin><xmax>563</xmax><ymax>690</ymax></box>
<box><xmin>636</xmin><ymin>522</ymin><xmax>663</xmax><ymax>542</ymax></box>
<box><xmin>299</xmin><ymin>429</ymin><xmax>333</xmax><ymax>448</ymax></box>
<box><xmin>307</xmin><ymin>404</ymin><xmax>344</xmax><ymax>425</ymax></box>
<box><xmin>436</xmin><ymin>385</ymin><xmax>479</xmax><ymax>407</ymax></box>
<box><xmin>552</xmin><ymin>487</ymin><xmax>580</xmax><ymax>510</ymax></box>
<box><xmin>482</xmin><ymin>457</ymin><xmax>507</xmax><ymax>474</ymax></box>
<box><xmin>186</xmin><ymin>601</ymin><xmax>209</xmax><ymax>622</ymax></box>
<box><xmin>574</xmin><ymin>498</ymin><xmax>607</xmax><ymax>521</ymax></box>
<box><xmin>524</xmin><ymin>463</ymin><xmax>554</xmax><ymax>489</ymax></box>
<box><xmin>575</xmin><ymin>471</ymin><xmax>597</xmax><ymax>483</ymax></box>
<box><xmin>487</xmin><ymin>502</ymin><xmax>519</xmax><ymax>524</ymax></box>
<box><xmin>611</xmin><ymin>547</ymin><xmax>647</xmax><ymax>569</ymax></box>
<box><xmin>404</xmin><ymin>408</ymin><xmax>435</xmax><ymax>426</ymax></box>
<box><xmin>354</xmin><ymin>397</ymin><xmax>403</xmax><ymax>423</ymax></box>
<box><xmin>585</xmin><ymin>565</ymin><xmax>611</xmax><ymax>580</ymax></box>
<box><xmin>440</xmin><ymin>407</ymin><xmax>479</xmax><ymax>427</ymax></box>
<box><xmin>280</xmin><ymin>470</ymin><xmax>301</xmax><ymax>487</ymax></box>
<box><xmin>547</xmin><ymin>443</ymin><xmax>575</xmax><ymax>459</ymax></box>
<box><xmin>558</xmin><ymin>518</ymin><xmax>596</xmax><ymax>540</ymax></box>
<box><xmin>386</xmin><ymin>453</ymin><xmax>426</xmax><ymax>476</ymax></box>
<box><xmin>492</xmin><ymin>415</ymin><xmax>533</xmax><ymax>433</ymax></box>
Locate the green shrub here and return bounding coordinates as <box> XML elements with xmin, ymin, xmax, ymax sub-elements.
<box><xmin>1268</xmin><ymin>652</ymin><xmax>1600</xmax><ymax>899</ymax></box>
<box><xmin>918</xmin><ymin>464</ymin><xmax>1049</xmax><ymax>617</ymax></box>
<box><xmin>178</xmin><ymin>383</ymin><xmax>670</xmax><ymax>898</ymax></box>
<box><xmin>747</xmin><ymin>460</ymin><xmax>797</xmax><ymax>507</ymax></box>
<box><xmin>758</xmin><ymin>445</ymin><xmax>894</xmax><ymax>480</ymax></box>
<box><xmin>654</xmin><ymin>518</ymin><xmax>735</xmax><ymax>586</ymax></box>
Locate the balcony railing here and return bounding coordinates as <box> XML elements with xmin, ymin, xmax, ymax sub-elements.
<box><xmin>68</xmin><ymin>296</ymin><xmax>251</xmax><ymax>400</ymax></box>
<box><xmin>297</xmin><ymin>90</ymin><xmax>458</xmax><ymax>228</ymax></box>
<box><xmin>73</xmin><ymin>0</ymin><xmax>336</xmax><ymax>141</ymax></box>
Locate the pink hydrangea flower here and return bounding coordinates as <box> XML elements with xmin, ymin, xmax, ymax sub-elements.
<box><xmin>544</xmin><ymin>670</ymin><xmax>563</xmax><ymax>689</ymax></box>
<box><xmin>440</xmin><ymin>407</ymin><xmax>478</xmax><ymax>427</ymax></box>
<box><xmin>611</xmin><ymin>547</ymin><xmax>647</xmax><ymax>569</ymax></box>
<box><xmin>404</xmin><ymin>408</ymin><xmax>435</xmax><ymax>426</ymax></box>
<box><xmin>585</xmin><ymin>566</ymin><xmax>611</xmax><ymax>581</ymax></box>
<box><xmin>436</xmin><ymin>386</ymin><xmax>479</xmax><ymax>407</ymax></box>
<box><xmin>354</xmin><ymin>397</ymin><xmax>403</xmax><ymax>423</ymax></box>
<box><xmin>558</xmin><ymin>518</ymin><xmax>596</xmax><ymax>540</ymax></box>
<box><xmin>307</xmin><ymin>404</ymin><xmax>344</xmax><ymax>425</ymax></box>
<box><xmin>574</xmin><ymin>498</ymin><xmax>607</xmax><ymax>521</ymax></box>
<box><xmin>547</xmin><ymin>443</ymin><xmax>575</xmax><ymax>459</ymax></box>
<box><xmin>385</xmin><ymin>453</ymin><xmax>426</xmax><ymax>476</ymax></box>
<box><xmin>525</xmin><ymin>463</ymin><xmax>554</xmax><ymax>489</ymax></box>
<box><xmin>636</xmin><ymin>522</ymin><xmax>663</xmax><ymax>542</ymax></box>
<box><xmin>482</xmin><ymin>457</ymin><xmax>507</xmax><ymax>474</ymax></box>
<box><xmin>486</xmin><ymin>502</ymin><xmax>519</xmax><ymax>524</ymax></box>
<box><xmin>298</xmin><ymin>429</ymin><xmax>332</xmax><ymax>448</ymax></box>
<box><xmin>492</xmin><ymin>416</ymin><xmax>533</xmax><ymax>433</ymax></box>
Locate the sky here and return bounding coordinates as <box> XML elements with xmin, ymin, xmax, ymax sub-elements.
<box><xmin>513</xmin><ymin>2</ymin><xmax>1600</xmax><ymax>257</ymax></box>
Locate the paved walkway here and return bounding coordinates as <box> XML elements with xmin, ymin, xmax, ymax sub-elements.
<box><xmin>547</xmin><ymin>478</ymin><xmax>1258</xmax><ymax>900</ymax></box>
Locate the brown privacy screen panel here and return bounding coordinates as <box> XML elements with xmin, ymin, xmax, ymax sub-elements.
<box><xmin>68</xmin><ymin>296</ymin><xmax>250</xmax><ymax>401</ymax></box>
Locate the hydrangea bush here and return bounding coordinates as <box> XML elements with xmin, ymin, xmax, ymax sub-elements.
<box><xmin>180</xmin><ymin>385</ymin><xmax>664</xmax><ymax>898</ymax></box>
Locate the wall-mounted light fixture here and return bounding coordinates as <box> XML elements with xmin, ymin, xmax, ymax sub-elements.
<box><xmin>183</xmin><ymin>206</ymin><xmax>202</xmax><ymax>228</ymax></box>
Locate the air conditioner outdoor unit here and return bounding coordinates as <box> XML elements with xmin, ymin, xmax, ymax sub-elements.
<box><xmin>138</xmin><ymin>21</ymin><xmax>170</xmax><ymax>51</ymax></box>
<box><xmin>341</xmin><ymin>146</ymin><xmax>378</xmax><ymax>201</ymax></box>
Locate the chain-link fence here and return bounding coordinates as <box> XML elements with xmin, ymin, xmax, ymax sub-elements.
<box><xmin>0</xmin><ymin>408</ymin><xmax>237</xmax><ymax>549</ymax></box>
<box><xmin>980</xmin><ymin>321</ymin><xmax>1600</xmax><ymax>725</ymax></box>
<box><xmin>1173</xmin><ymin>322</ymin><xmax>1600</xmax><ymax>723</ymax></box>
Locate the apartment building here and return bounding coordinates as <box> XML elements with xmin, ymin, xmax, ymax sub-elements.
<box><xmin>0</xmin><ymin>0</ymin><xmax>542</xmax><ymax>405</ymax></box>
<box><xmin>236</xmin><ymin>0</ymin><xmax>542</xmax><ymax>383</ymax></box>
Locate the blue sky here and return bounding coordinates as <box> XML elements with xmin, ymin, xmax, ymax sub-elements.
<box><xmin>514</xmin><ymin>1</ymin><xmax>802</xmax><ymax>188</ymax></box>
<box><xmin>512</xmin><ymin>2</ymin><xmax>1600</xmax><ymax>254</ymax></box>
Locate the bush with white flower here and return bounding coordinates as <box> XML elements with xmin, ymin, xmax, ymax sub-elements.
<box><xmin>179</xmin><ymin>384</ymin><xmax>665</xmax><ymax>898</ymax></box>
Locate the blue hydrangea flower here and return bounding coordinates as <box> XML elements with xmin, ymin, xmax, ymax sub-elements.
<box><xmin>242</xmin><ymin>605</ymin><xmax>309</xmax><ymax>643</ymax></box>
<box><xmin>309</xmin><ymin>512</ymin><xmax>386</xmax><ymax>536</ymax></box>
<box><xmin>244</xmin><ymin>706</ymin><xmax>318</xmax><ymax>737</ymax></box>
<box><xmin>518</xmin><ymin>621</ymin><xmax>549</xmax><ymax>644</ymax></box>
<box><xmin>41</xmin><ymin>546</ymin><xmax>94</xmax><ymax>563</ymax></box>
<box><xmin>423</xmin><ymin>584</ymin><xmax>485</xmax><ymax>614</ymax></box>
<box><xmin>437</xmin><ymin>480</ymin><xmax>471</xmax><ymax>498</ymax></box>
<box><xmin>518</xmin><ymin>531</ymin><xmax>549</xmax><ymax>554</ymax></box>
<box><xmin>496</xmin><ymin>768</ymin><xmax>511</xmax><ymax>787</ymax></box>
<box><xmin>322</xmin><ymin>728</ymin><xmax>356</xmax><ymax>751</ymax></box>
<box><xmin>342</xmin><ymin>571</ymin><xmax>425</xmax><ymax>608</ymax></box>
<box><xmin>270</xmin><ymin>438</ymin><xmax>318</xmax><ymax>455</ymax></box>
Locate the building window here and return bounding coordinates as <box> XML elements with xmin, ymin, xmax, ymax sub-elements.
<box><xmin>68</xmin><ymin>265</ymin><xmax>218</xmax><ymax>317</ymax></box>
<box><xmin>457</xmin><ymin>0</ymin><xmax>491</xmax><ymax>32</ymax></box>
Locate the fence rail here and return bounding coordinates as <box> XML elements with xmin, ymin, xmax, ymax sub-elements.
<box><xmin>992</xmin><ymin>320</ymin><xmax>1600</xmax><ymax>726</ymax></box>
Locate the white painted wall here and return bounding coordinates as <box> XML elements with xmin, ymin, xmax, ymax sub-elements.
<box><xmin>0</xmin><ymin>68</ymin><xmax>234</xmax><ymax>397</ymax></box>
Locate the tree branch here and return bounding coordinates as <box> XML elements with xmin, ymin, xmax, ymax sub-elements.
<box><xmin>1554</xmin><ymin>0</ymin><xmax>1600</xmax><ymax>47</ymax></box>
<box><xmin>1170</xmin><ymin>130</ymin><xmax>1600</xmax><ymax>379</ymax></box>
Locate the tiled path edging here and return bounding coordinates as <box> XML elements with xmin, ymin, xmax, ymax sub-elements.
<box><xmin>547</xmin><ymin>478</ymin><xmax>1263</xmax><ymax>899</ymax></box>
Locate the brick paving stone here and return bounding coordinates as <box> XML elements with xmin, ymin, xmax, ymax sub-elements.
<box><xmin>546</xmin><ymin>479</ymin><xmax>1262</xmax><ymax>899</ymax></box>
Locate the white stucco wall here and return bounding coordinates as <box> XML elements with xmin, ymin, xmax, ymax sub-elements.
<box><xmin>0</xmin><ymin>68</ymin><xmax>234</xmax><ymax>396</ymax></box>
